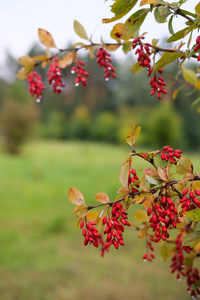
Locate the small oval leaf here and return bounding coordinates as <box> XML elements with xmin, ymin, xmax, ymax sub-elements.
<box><xmin>68</xmin><ymin>188</ymin><xmax>85</xmax><ymax>205</ymax></box>
<box><xmin>38</xmin><ymin>29</ymin><xmax>57</xmax><ymax>48</ymax></box>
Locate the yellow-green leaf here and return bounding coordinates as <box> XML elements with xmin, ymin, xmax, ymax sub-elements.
<box><xmin>86</xmin><ymin>211</ymin><xmax>99</xmax><ymax>222</ymax></box>
<box><xmin>134</xmin><ymin>210</ymin><xmax>149</xmax><ymax>223</ymax></box>
<box><xmin>16</xmin><ymin>65</ymin><xmax>34</xmax><ymax>79</ymax></box>
<box><xmin>121</xmin><ymin>9</ymin><xmax>149</xmax><ymax>41</ymax></box>
<box><xmin>132</xmin><ymin>61</ymin><xmax>144</xmax><ymax>74</ymax></box>
<box><xmin>32</xmin><ymin>55</ymin><xmax>48</xmax><ymax>61</ymax></box>
<box><xmin>160</xmin><ymin>243</ymin><xmax>176</xmax><ymax>261</ymax></box>
<box><xmin>58</xmin><ymin>52</ymin><xmax>75</xmax><ymax>69</ymax></box>
<box><xmin>38</xmin><ymin>29</ymin><xmax>57</xmax><ymax>48</ymax></box>
<box><xmin>68</xmin><ymin>188</ymin><xmax>85</xmax><ymax>205</ymax></box>
<box><xmin>105</xmin><ymin>44</ymin><xmax>120</xmax><ymax>51</ymax></box>
<box><xmin>102</xmin><ymin>0</ymin><xmax>138</xmax><ymax>23</ymax></box>
<box><xmin>176</xmin><ymin>156</ymin><xmax>193</xmax><ymax>175</ymax></box>
<box><xmin>74</xmin><ymin>20</ymin><xmax>88</xmax><ymax>40</ymax></box>
<box><xmin>195</xmin><ymin>2</ymin><xmax>200</xmax><ymax>18</ymax></box>
<box><xmin>18</xmin><ymin>55</ymin><xmax>35</xmax><ymax>66</ymax></box>
<box><xmin>94</xmin><ymin>192</ymin><xmax>110</xmax><ymax>204</ymax></box>
<box><xmin>183</xmin><ymin>208</ymin><xmax>200</xmax><ymax>223</ymax></box>
<box><xmin>110</xmin><ymin>23</ymin><xmax>124</xmax><ymax>41</ymax></box>
<box><xmin>74</xmin><ymin>203</ymin><xmax>88</xmax><ymax>218</ymax></box>
<box><xmin>126</xmin><ymin>122</ymin><xmax>141</xmax><ymax>148</ymax></box>
<box><xmin>183</xmin><ymin>231</ymin><xmax>200</xmax><ymax>247</ymax></box>
<box><xmin>153</xmin><ymin>51</ymin><xmax>183</xmax><ymax>72</ymax></box>
<box><xmin>182</xmin><ymin>67</ymin><xmax>198</xmax><ymax>84</ymax></box>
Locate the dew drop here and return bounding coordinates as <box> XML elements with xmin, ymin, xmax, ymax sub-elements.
<box><xmin>143</xmin><ymin>259</ymin><xmax>146</xmax><ymax>262</ymax></box>
<box><xmin>105</xmin><ymin>78</ymin><xmax>109</xmax><ymax>81</ymax></box>
<box><xmin>36</xmin><ymin>98</ymin><xmax>41</xmax><ymax>103</ymax></box>
<box><xmin>71</xmin><ymin>70</ymin><xmax>75</xmax><ymax>74</ymax></box>
<box><xmin>75</xmin><ymin>83</ymin><xmax>79</xmax><ymax>87</ymax></box>
<box><xmin>57</xmin><ymin>72</ymin><xmax>61</xmax><ymax>75</ymax></box>
<box><xmin>177</xmin><ymin>278</ymin><xmax>181</xmax><ymax>282</ymax></box>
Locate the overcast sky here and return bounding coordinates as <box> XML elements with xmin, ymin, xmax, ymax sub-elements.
<box><xmin>0</xmin><ymin>0</ymin><xmax>199</xmax><ymax>70</ymax></box>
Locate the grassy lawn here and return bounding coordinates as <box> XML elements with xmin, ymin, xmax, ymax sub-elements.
<box><xmin>0</xmin><ymin>140</ymin><xmax>199</xmax><ymax>300</ymax></box>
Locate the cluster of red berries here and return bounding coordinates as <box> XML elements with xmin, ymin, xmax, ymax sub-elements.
<box><xmin>128</xmin><ymin>168</ymin><xmax>139</xmax><ymax>185</ymax></box>
<box><xmin>47</xmin><ymin>57</ymin><xmax>65</xmax><ymax>93</ymax></box>
<box><xmin>149</xmin><ymin>71</ymin><xmax>167</xmax><ymax>100</ymax></box>
<box><xmin>132</xmin><ymin>36</ymin><xmax>167</xmax><ymax>100</ymax></box>
<box><xmin>142</xmin><ymin>236</ymin><xmax>155</xmax><ymax>262</ymax></box>
<box><xmin>170</xmin><ymin>233</ymin><xmax>191</xmax><ymax>281</ymax></box>
<box><xmin>133</xmin><ymin>37</ymin><xmax>152</xmax><ymax>73</ymax></box>
<box><xmin>80</xmin><ymin>220</ymin><xmax>101</xmax><ymax>247</ymax></box>
<box><xmin>180</xmin><ymin>188</ymin><xmax>200</xmax><ymax>217</ymax></box>
<box><xmin>96</xmin><ymin>47</ymin><xmax>116</xmax><ymax>80</ymax></box>
<box><xmin>101</xmin><ymin>202</ymin><xmax>130</xmax><ymax>256</ymax></box>
<box><xmin>147</xmin><ymin>193</ymin><xmax>178</xmax><ymax>242</ymax></box>
<box><xmin>160</xmin><ymin>146</ymin><xmax>182</xmax><ymax>164</ymax></box>
<box><xmin>27</xmin><ymin>71</ymin><xmax>45</xmax><ymax>102</ymax></box>
<box><xmin>128</xmin><ymin>168</ymin><xmax>140</xmax><ymax>198</ymax></box>
<box><xmin>194</xmin><ymin>36</ymin><xmax>200</xmax><ymax>61</ymax></box>
<box><xmin>71</xmin><ymin>61</ymin><xmax>89</xmax><ymax>86</ymax></box>
<box><xmin>186</xmin><ymin>266</ymin><xmax>200</xmax><ymax>299</ymax></box>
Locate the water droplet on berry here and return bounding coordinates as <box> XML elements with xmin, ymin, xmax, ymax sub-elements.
<box><xmin>71</xmin><ymin>70</ymin><xmax>75</xmax><ymax>74</ymax></box>
<box><xmin>36</xmin><ymin>98</ymin><xmax>41</xmax><ymax>103</ymax></box>
<box><xmin>105</xmin><ymin>78</ymin><xmax>109</xmax><ymax>81</ymax></box>
<box><xmin>75</xmin><ymin>83</ymin><xmax>79</xmax><ymax>86</ymax></box>
<box><xmin>57</xmin><ymin>72</ymin><xmax>61</xmax><ymax>75</ymax></box>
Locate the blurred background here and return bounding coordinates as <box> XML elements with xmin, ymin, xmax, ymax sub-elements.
<box><xmin>0</xmin><ymin>1</ymin><xmax>200</xmax><ymax>299</ymax></box>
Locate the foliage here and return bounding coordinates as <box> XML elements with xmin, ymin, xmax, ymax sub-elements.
<box><xmin>0</xmin><ymin>99</ymin><xmax>38</xmax><ymax>154</ymax></box>
<box><xmin>16</xmin><ymin>0</ymin><xmax>200</xmax><ymax>298</ymax></box>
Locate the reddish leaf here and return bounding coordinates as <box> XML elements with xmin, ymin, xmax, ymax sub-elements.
<box><xmin>68</xmin><ymin>188</ymin><xmax>85</xmax><ymax>205</ymax></box>
<box><xmin>94</xmin><ymin>192</ymin><xmax>110</xmax><ymax>204</ymax></box>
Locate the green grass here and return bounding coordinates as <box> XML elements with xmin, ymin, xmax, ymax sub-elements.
<box><xmin>0</xmin><ymin>140</ymin><xmax>199</xmax><ymax>300</ymax></box>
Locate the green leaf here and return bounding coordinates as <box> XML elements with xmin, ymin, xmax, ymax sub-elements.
<box><xmin>153</xmin><ymin>51</ymin><xmax>183</xmax><ymax>72</ymax></box>
<box><xmin>68</xmin><ymin>188</ymin><xmax>85</xmax><ymax>205</ymax></box>
<box><xmin>132</xmin><ymin>61</ymin><xmax>144</xmax><ymax>74</ymax></box>
<box><xmin>168</xmin><ymin>15</ymin><xmax>174</xmax><ymax>35</ymax></box>
<box><xmin>180</xmin><ymin>9</ymin><xmax>196</xmax><ymax>19</ymax></box>
<box><xmin>182</xmin><ymin>67</ymin><xmax>198</xmax><ymax>85</ymax></box>
<box><xmin>73</xmin><ymin>20</ymin><xmax>88</xmax><ymax>40</ymax></box>
<box><xmin>102</xmin><ymin>0</ymin><xmax>139</xmax><ymax>23</ymax></box>
<box><xmin>167</xmin><ymin>27</ymin><xmax>190</xmax><ymax>43</ymax></box>
<box><xmin>183</xmin><ymin>231</ymin><xmax>200</xmax><ymax>247</ymax></box>
<box><xmin>160</xmin><ymin>243</ymin><xmax>176</xmax><ymax>261</ymax></box>
<box><xmin>121</xmin><ymin>9</ymin><xmax>149</xmax><ymax>40</ymax></box>
<box><xmin>122</xmin><ymin>41</ymin><xmax>133</xmax><ymax>53</ymax></box>
<box><xmin>154</xmin><ymin>6</ymin><xmax>171</xmax><ymax>23</ymax></box>
<box><xmin>183</xmin><ymin>209</ymin><xmax>200</xmax><ymax>223</ymax></box>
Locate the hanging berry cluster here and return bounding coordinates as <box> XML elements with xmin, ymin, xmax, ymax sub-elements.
<box><xmin>70</xmin><ymin>61</ymin><xmax>89</xmax><ymax>86</ymax></box>
<box><xmin>47</xmin><ymin>57</ymin><xmax>65</xmax><ymax>93</ymax></box>
<box><xmin>132</xmin><ymin>36</ymin><xmax>167</xmax><ymax>100</ymax></box>
<box><xmin>96</xmin><ymin>47</ymin><xmax>116</xmax><ymax>80</ymax></box>
<box><xmin>27</xmin><ymin>72</ymin><xmax>45</xmax><ymax>102</ymax></box>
